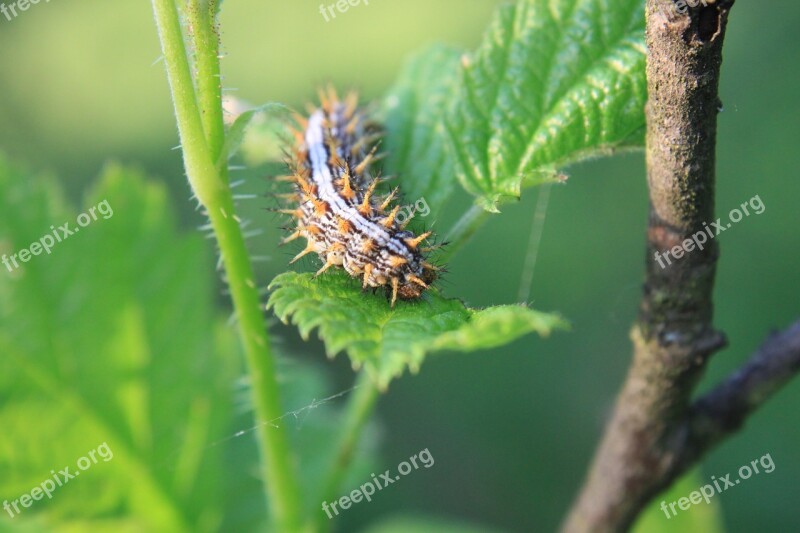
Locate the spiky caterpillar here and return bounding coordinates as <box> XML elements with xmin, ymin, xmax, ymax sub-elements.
<box><xmin>280</xmin><ymin>87</ymin><xmax>438</xmax><ymax>306</ymax></box>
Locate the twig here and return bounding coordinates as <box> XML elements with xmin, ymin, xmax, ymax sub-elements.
<box><xmin>684</xmin><ymin>320</ymin><xmax>800</xmax><ymax>458</ymax></box>
<box><xmin>557</xmin><ymin>1</ymin><xmax>800</xmax><ymax>531</ymax></box>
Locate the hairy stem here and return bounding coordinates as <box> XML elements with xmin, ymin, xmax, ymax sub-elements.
<box><xmin>151</xmin><ymin>0</ymin><xmax>223</xmax><ymax>208</ymax></box>
<box><xmin>151</xmin><ymin>1</ymin><xmax>303</xmax><ymax>530</ymax></box>
<box><xmin>186</xmin><ymin>0</ymin><xmax>226</xmax><ymax>167</ymax></box>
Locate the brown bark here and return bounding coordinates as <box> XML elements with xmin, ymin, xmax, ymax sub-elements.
<box><xmin>560</xmin><ymin>1</ymin><xmax>800</xmax><ymax>530</ymax></box>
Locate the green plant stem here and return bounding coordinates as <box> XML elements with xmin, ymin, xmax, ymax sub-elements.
<box><xmin>151</xmin><ymin>1</ymin><xmax>303</xmax><ymax>530</ymax></box>
<box><xmin>441</xmin><ymin>204</ymin><xmax>491</xmax><ymax>262</ymax></box>
<box><xmin>151</xmin><ymin>0</ymin><xmax>222</xmax><ymax>208</ymax></box>
<box><xmin>314</xmin><ymin>373</ymin><xmax>381</xmax><ymax>531</ymax></box>
<box><xmin>187</xmin><ymin>0</ymin><xmax>226</xmax><ymax>166</ymax></box>
<box><xmin>210</xmin><ymin>194</ymin><xmax>304</xmax><ymax>531</ymax></box>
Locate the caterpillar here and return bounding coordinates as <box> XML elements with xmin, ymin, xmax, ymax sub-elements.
<box><xmin>278</xmin><ymin>87</ymin><xmax>438</xmax><ymax>307</ymax></box>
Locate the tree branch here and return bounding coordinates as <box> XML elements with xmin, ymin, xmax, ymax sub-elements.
<box><xmin>556</xmin><ymin>1</ymin><xmax>800</xmax><ymax>531</ymax></box>
<box><xmin>683</xmin><ymin>320</ymin><xmax>800</xmax><ymax>459</ymax></box>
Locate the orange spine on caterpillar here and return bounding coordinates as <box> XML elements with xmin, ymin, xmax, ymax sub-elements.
<box><xmin>278</xmin><ymin>86</ymin><xmax>439</xmax><ymax>307</ymax></box>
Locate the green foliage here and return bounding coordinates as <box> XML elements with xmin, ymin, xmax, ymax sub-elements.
<box><xmin>267</xmin><ymin>271</ymin><xmax>566</xmax><ymax>389</ymax></box>
<box><xmin>267</xmin><ymin>0</ymin><xmax>646</xmax><ymax>385</ymax></box>
<box><xmin>0</xmin><ymin>159</ymin><xmax>236</xmax><ymax>531</ymax></box>
<box><xmin>0</xmin><ymin>158</ymin><xmax>380</xmax><ymax>531</ymax></box>
<box><xmin>0</xmin><ymin>0</ymin><xmax>652</xmax><ymax>527</ymax></box>
<box><xmin>381</xmin><ymin>0</ymin><xmax>647</xmax><ymax>213</ymax></box>
<box><xmin>448</xmin><ymin>0</ymin><xmax>646</xmax><ymax>211</ymax></box>
<box><xmin>380</xmin><ymin>45</ymin><xmax>462</xmax><ymax>216</ymax></box>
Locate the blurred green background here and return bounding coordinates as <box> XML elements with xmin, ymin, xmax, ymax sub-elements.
<box><xmin>1</xmin><ymin>0</ymin><xmax>798</xmax><ymax>531</ymax></box>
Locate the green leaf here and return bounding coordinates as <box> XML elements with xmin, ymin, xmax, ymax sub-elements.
<box><xmin>0</xmin><ymin>158</ymin><xmax>236</xmax><ymax>531</ymax></box>
<box><xmin>380</xmin><ymin>45</ymin><xmax>462</xmax><ymax>216</ymax></box>
<box><xmin>267</xmin><ymin>271</ymin><xmax>566</xmax><ymax>389</ymax></box>
<box><xmin>447</xmin><ymin>0</ymin><xmax>646</xmax><ymax>211</ymax></box>
<box><xmin>632</xmin><ymin>470</ymin><xmax>725</xmax><ymax>533</ymax></box>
